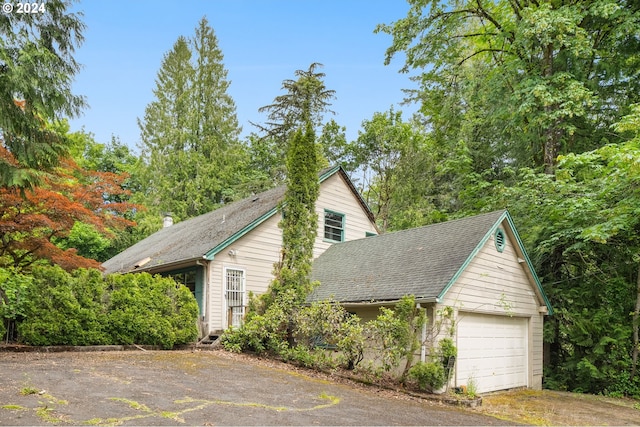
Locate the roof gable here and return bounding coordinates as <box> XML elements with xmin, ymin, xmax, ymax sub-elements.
<box><xmin>309</xmin><ymin>210</ymin><xmax>552</xmax><ymax>314</ymax></box>
<box><xmin>102</xmin><ymin>166</ymin><xmax>372</xmax><ymax>274</ymax></box>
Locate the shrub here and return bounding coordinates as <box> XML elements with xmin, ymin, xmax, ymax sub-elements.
<box><xmin>292</xmin><ymin>300</ymin><xmax>364</xmax><ymax>369</ymax></box>
<box><xmin>0</xmin><ymin>268</ymin><xmax>31</xmax><ymax>342</ymax></box>
<box><xmin>18</xmin><ymin>266</ymin><xmax>110</xmax><ymax>345</ymax></box>
<box><xmin>14</xmin><ymin>267</ymin><xmax>198</xmax><ymax>348</ymax></box>
<box><xmin>105</xmin><ymin>273</ymin><xmax>198</xmax><ymax>349</ymax></box>
<box><xmin>407</xmin><ymin>361</ymin><xmax>446</xmax><ymax>392</ymax></box>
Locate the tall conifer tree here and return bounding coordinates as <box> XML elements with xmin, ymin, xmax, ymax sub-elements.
<box><xmin>137</xmin><ymin>18</ymin><xmax>243</xmax><ymax>223</ymax></box>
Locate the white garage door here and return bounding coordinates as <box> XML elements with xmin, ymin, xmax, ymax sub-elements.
<box><xmin>455</xmin><ymin>313</ymin><xmax>528</xmax><ymax>393</ymax></box>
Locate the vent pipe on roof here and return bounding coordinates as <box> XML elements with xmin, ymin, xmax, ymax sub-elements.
<box><xmin>163</xmin><ymin>212</ymin><xmax>173</xmax><ymax>228</ymax></box>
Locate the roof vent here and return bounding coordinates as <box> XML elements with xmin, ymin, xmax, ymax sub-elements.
<box><xmin>495</xmin><ymin>228</ymin><xmax>506</xmax><ymax>253</ymax></box>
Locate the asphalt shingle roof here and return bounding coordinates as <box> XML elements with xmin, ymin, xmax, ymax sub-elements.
<box><xmin>309</xmin><ymin>210</ymin><xmax>507</xmax><ymax>303</ymax></box>
<box><xmin>102</xmin><ymin>185</ymin><xmax>286</xmax><ymax>274</ymax></box>
<box><xmin>103</xmin><ymin>166</ymin><xmax>372</xmax><ymax>274</ymax></box>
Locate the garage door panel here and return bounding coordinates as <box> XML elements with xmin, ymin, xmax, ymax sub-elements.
<box><xmin>456</xmin><ymin>313</ymin><xmax>528</xmax><ymax>393</ymax></box>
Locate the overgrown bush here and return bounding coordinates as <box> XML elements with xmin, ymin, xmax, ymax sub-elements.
<box><xmin>18</xmin><ymin>266</ymin><xmax>110</xmax><ymax>345</ymax></box>
<box><xmin>292</xmin><ymin>300</ymin><xmax>364</xmax><ymax>369</ymax></box>
<box><xmin>364</xmin><ymin>295</ymin><xmax>426</xmax><ymax>375</ymax></box>
<box><xmin>0</xmin><ymin>268</ymin><xmax>31</xmax><ymax>342</ymax></box>
<box><xmin>221</xmin><ymin>290</ymin><xmax>295</xmax><ymax>354</ymax></box>
<box><xmin>9</xmin><ymin>266</ymin><xmax>198</xmax><ymax>348</ymax></box>
<box><xmin>407</xmin><ymin>361</ymin><xmax>447</xmax><ymax>391</ymax></box>
<box><xmin>106</xmin><ymin>273</ymin><xmax>198</xmax><ymax>349</ymax></box>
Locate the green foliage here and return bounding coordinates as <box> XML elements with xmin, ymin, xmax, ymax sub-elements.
<box><xmin>0</xmin><ymin>0</ymin><xmax>85</xmax><ymax>190</ymax></box>
<box><xmin>55</xmin><ymin>222</ymin><xmax>112</xmax><ymax>262</ymax></box>
<box><xmin>407</xmin><ymin>362</ymin><xmax>446</xmax><ymax>392</ymax></box>
<box><xmin>256</xmin><ymin>63</ymin><xmax>336</xmax><ymax>143</ymax></box>
<box><xmin>105</xmin><ymin>273</ymin><xmax>198</xmax><ymax>349</ymax></box>
<box><xmin>18</xmin><ymin>266</ymin><xmax>110</xmax><ymax>346</ymax></box>
<box><xmin>437</xmin><ymin>338</ymin><xmax>457</xmax><ymax>364</ymax></box>
<box><xmin>292</xmin><ymin>300</ymin><xmax>364</xmax><ymax>370</ymax></box>
<box><xmin>364</xmin><ymin>295</ymin><xmax>426</xmax><ymax>375</ymax></box>
<box><xmin>12</xmin><ymin>267</ymin><xmax>197</xmax><ymax>348</ymax></box>
<box><xmin>377</xmin><ymin>0</ymin><xmax>640</xmax><ymax>173</ymax></box>
<box><xmin>0</xmin><ymin>268</ymin><xmax>31</xmax><ymax>342</ymax></box>
<box><xmin>137</xmin><ymin>17</ymin><xmax>247</xmax><ymax>224</ymax></box>
<box><xmin>221</xmin><ymin>290</ymin><xmax>296</xmax><ymax>354</ymax></box>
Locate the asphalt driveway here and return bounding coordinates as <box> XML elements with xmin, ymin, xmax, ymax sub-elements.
<box><xmin>0</xmin><ymin>349</ymin><xmax>509</xmax><ymax>426</ymax></box>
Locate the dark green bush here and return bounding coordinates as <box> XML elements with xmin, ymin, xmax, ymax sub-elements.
<box><xmin>18</xmin><ymin>266</ymin><xmax>110</xmax><ymax>345</ymax></box>
<box><xmin>12</xmin><ymin>266</ymin><xmax>197</xmax><ymax>348</ymax></box>
<box><xmin>105</xmin><ymin>273</ymin><xmax>198</xmax><ymax>349</ymax></box>
<box><xmin>0</xmin><ymin>268</ymin><xmax>31</xmax><ymax>342</ymax></box>
<box><xmin>407</xmin><ymin>361</ymin><xmax>447</xmax><ymax>391</ymax></box>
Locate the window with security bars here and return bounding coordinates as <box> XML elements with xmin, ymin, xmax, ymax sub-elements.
<box><xmin>225</xmin><ymin>268</ymin><xmax>245</xmax><ymax>328</ymax></box>
<box><xmin>324</xmin><ymin>210</ymin><xmax>344</xmax><ymax>242</ymax></box>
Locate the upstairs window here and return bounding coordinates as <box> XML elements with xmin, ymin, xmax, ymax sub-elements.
<box><xmin>324</xmin><ymin>210</ymin><xmax>345</xmax><ymax>242</ymax></box>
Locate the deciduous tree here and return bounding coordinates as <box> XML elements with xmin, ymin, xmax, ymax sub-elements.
<box><xmin>378</xmin><ymin>0</ymin><xmax>640</xmax><ymax>173</ymax></box>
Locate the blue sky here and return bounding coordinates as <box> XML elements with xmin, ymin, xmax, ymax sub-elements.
<box><xmin>68</xmin><ymin>1</ymin><xmax>419</xmax><ymax>150</ymax></box>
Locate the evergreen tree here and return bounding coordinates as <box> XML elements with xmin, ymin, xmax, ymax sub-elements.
<box><xmin>137</xmin><ymin>18</ymin><xmax>245</xmax><ymax>223</ymax></box>
<box><xmin>248</xmin><ymin>63</ymin><xmax>336</xmax><ymax>188</ymax></box>
<box><xmin>0</xmin><ymin>0</ymin><xmax>85</xmax><ymax>189</ymax></box>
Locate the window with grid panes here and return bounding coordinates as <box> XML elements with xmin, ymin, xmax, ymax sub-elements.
<box><xmin>324</xmin><ymin>210</ymin><xmax>344</xmax><ymax>242</ymax></box>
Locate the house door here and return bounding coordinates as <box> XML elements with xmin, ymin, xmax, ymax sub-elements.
<box><xmin>225</xmin><ymin>268</ymin><xmax>245</xmax><ymax>328</ymax></box>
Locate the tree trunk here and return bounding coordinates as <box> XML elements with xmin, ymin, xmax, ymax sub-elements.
<box><xmin>631</xmin><ymin>263</ymin><xmax>640</xmax><ymax>381</ymax></box>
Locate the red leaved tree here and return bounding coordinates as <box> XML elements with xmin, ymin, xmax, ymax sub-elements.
<box><xmin>0</xmin><ymin>154</ymin><xmax>136</xmax><ymax>271</ymax></box>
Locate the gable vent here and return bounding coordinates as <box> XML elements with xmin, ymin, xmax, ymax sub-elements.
<box><xmin>495</xmin><ymin>228</ymin><xmax>506</xmax><ymax>253</ymax></box>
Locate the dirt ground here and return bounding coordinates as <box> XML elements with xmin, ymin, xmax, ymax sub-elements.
<box><xmin>478</xmin><ymin>388</ymin><xmax>640</xmax><ymax>426</ymax></box>
<box><xmin>0</xmin><ymin>348</ymin><xmax>639</xmax><ymax>426</ymax></box>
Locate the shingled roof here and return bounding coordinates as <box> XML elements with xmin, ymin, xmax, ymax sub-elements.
<box><xmin>309</xmin><ymin>210</ymin><xmax>509</xmax><ymax>304</ymax></box>
<box><xmin>102</xmin><ymin>184</ymin><xmax>286</xmax><ymax>274</ymax></box>
<box><xmin>103</xmin><ymin>166</ymin><xmax>371</xmax><ymax>274</ymax></box>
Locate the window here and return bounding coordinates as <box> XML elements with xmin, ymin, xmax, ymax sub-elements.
<box><xmin>324</xmin><ymin>210</ymin><xmax>344</xmax><ymax>242</ymax></box>
<box><xmin>165</xmin><ymin>270</ymin><xmax>196</xmax><ymax>297</ymax></box>
<box><xmin>225</xmin><ymin>268</ymin><xmax>245</xmax><ymax>328</ymax></box>
<box><xmin>495</xmin><ymin>228</ymin><xmax>506</xmax><ymax>253</ymax></box>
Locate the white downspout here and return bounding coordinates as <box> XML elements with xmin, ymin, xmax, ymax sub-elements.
<box><xmin>418</xmin><ymin>303</ymin><xmax>427</xmax><ymax>363</ymax></box>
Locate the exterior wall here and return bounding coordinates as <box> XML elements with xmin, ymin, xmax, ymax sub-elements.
<box><xmin>206</xmin><ymin>173</ymin><xmax>378</xmax><ymax>333</ymax></box>
<box><xmin>313</xmin><ymin>172</ymin><xmax>378</xmax><ymax>258</ymax></box>
<box><xmin>437</xmin><ymin>219</ymin><xmax>545</xmax><ymax>390</ymax></box>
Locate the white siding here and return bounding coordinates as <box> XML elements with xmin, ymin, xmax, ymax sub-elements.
<box><xmin>438</xmin><ymin>219</ymin><xmax>545</xmax><ymax>391</ymax></box>
<box><xmin>313</xmin><ymin>172</ymin><xmax>378</xmax><ymax>258</ymax></box>
<box><xmin>206</xmin><ymin>172</ymin><xmax>378</xmax><ymax>332</ymax></box>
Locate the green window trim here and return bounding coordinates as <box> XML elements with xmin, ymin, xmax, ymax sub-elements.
<box><xmin>324</xmin><ymin>209</ymin><xmax>345</xmax><ymax>242</ymax></box>
<box><xmin>495</xmin><ymin>228</ymin><xmax>506</xmax><ymax>253</ymax></box>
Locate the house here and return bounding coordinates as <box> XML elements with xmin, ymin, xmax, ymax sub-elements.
<box><xmin>308</xmin><ymin>210</ymin><xmax>552</xmax><ymax>394</ymax></box>
<box><xmin>102</xmin><ymin>165</ymin><xmax>379</xmax><ymax>338</ymax></box>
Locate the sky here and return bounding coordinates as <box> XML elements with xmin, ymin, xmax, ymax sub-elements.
<box><xmin>67</xmin><ymin>0</ymin><xmax>420</xmax><ymax>151</ymax></box>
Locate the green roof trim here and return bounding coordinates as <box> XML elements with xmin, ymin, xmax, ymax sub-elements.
<box><xmin>205</xmin><ymin>166</ymin><xmax>345</xmax><ymax>261</ymax></box>
<box><xmin>436</xmin><ymin>211</ymin><xmax>553</xmax><ymax>315</ymax></box>
<box><xmin>204</xmin><ymin>206</ymin><xmax>280</xmax><ymax>260</ymax></box>
<box><xmin>504</xmin><ymin>213</ymin><xmax>554</xmax><ymax>315</ymax></box>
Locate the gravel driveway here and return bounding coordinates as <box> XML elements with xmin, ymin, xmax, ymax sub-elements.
<box><xmin>0</xmin><ymin>349</ymin><xmax>510</xmax><ymax>426</ymax></box>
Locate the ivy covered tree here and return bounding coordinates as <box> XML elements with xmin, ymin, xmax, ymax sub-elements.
<box><xmin>137</xmin><ymin>17</ymin><xmax>246</xmax><ymax>224</ymax></box>
<box><xmin>0</xmin><ymin>0</ymin><xmax>85</xmax><ymax>189</ymax></box>
<box><xmin>268</xmin><ymin>122</ymin><xmax>320</xmax><ymax>305</ymax></box>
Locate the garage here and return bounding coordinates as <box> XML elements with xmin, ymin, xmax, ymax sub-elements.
<box><xmin>455</xmin><ymin>312</ymin><xmax>528</xmax><ymax>393</ymax></box>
